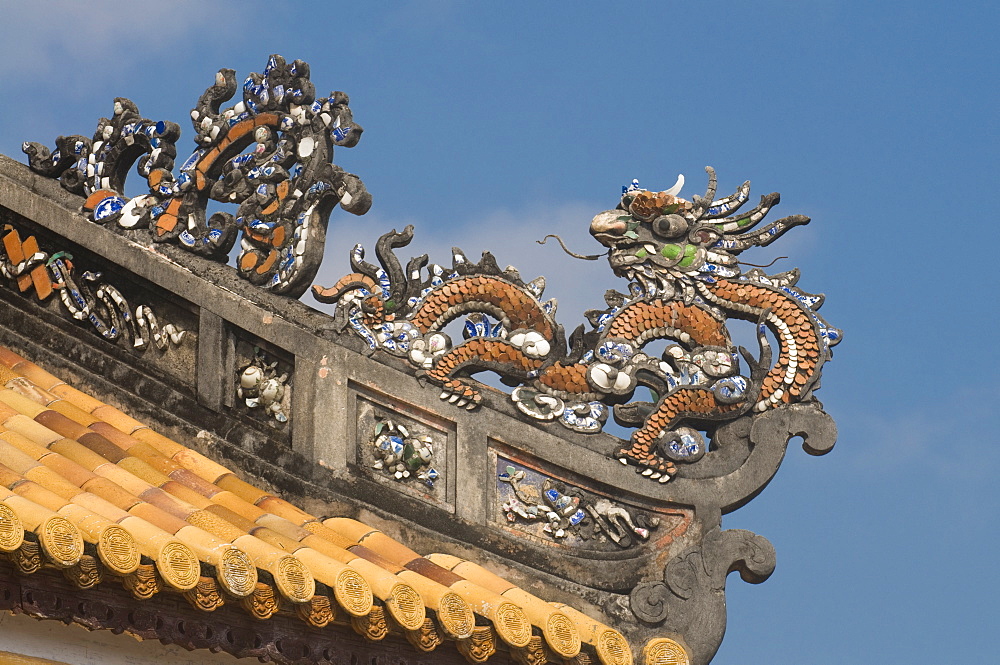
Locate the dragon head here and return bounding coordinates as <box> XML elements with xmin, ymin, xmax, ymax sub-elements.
<box><xmin>589</xmin><ymin>168</ymin><xmax>809</xmax><ymax>294</ymax></box>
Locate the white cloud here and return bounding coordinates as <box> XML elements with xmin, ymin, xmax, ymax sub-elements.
<box><xmin>0</xmin><ymin>1</ymin><xmax>240</xmax><ymax>87</ymax></box>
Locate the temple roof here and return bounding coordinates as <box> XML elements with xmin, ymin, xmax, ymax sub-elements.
<box><xmin>0</xmin><ymin>344</ymin><xmax>634</xmax><ymax>665</ymax></box>
<box><xmin>0</xmin><ymin>53</ymin><xmax>838</xmax><ymax>665</ymax></box>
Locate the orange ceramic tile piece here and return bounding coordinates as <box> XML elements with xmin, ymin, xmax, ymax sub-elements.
<box><xmin>19</xmin><ymin>235</ymin><xmax>53</xmax><ymax>300</ymax></box>
<box><xmin>83</xmin><ymin>189</ymin><xmax>119</xmax><ymax>211</ymax></box>
<box><xmin>255</xmin><ymin>249</ymin><xmax>277</xmax><ymax>274</ymax></box>
<box><xmin>2</xmin><ymin>227</ymin><xmax>32</xmax><ymax>293</ymax></box>
<box><xmin>239</xmin><ymin>252</ymin><xmax>258</xmax><ymax>272</ymax></box>
<box><xmin>270</xmin><ymin>225</ymin><xmax>285</xmax><ymax>247</ymax></box>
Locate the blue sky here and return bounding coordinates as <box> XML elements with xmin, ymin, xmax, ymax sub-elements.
<box><xmin>1</xmin><ymin>2</ymin><xmax>997</xmax><ymax>662</ymax></box>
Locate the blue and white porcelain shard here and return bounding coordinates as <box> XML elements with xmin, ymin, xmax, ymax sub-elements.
<box><xmin>93</xmin><ymin>196</ymin><xmax>126</xmax><ymax>221</ymax></box>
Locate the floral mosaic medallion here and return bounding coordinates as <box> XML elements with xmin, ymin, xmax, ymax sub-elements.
<box><xmin>237</xmin><ymin>348</ymin><xmax>292</xmax><ymax>423</ymax></box>
<box><xmin>371</xmin><ymin>419</ymin><xmax>439</xmax><ymax>487</ymax></box>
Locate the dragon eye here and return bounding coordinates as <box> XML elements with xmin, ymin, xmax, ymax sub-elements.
<box><xmin>651</xmin><ymin>214</ymin><xmax>687</xmax><ymax>239</ymax></box>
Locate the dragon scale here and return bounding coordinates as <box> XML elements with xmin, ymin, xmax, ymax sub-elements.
<box><xmin>315</xmin><ymin>168</ymin><xmax>840</xmax><ymax>480</ymax></box>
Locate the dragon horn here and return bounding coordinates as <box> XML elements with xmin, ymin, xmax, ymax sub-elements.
<box><xmin>690</xmin><ymin>167</ymin><xmax>718</xmax><ymax>219</ymax></box>
<box><xmin>664</xmin><ymin>174</ymin><xmax>685</xmax><ymax>197</ymax></box>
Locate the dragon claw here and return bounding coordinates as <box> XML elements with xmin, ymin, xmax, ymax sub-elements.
<box><xmin>437</xmin><ymin>379</ymin><xmax>482</xmax><ymax>409</ymax></box>
<box><xmin>616</xmin><ymin>446</ymin><xmax>676</xmax><ymax>480</ymax></box>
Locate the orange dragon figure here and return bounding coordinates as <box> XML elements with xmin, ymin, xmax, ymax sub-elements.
<box><xmin>314</xmin><ymin>168</ymin><xmax>840</xmax><ymax>481</ymax></box>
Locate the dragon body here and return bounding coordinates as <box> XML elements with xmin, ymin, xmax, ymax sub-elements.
<box><xmin>23</xmin><ymin>55</ymin><xmax>371</xmax><ymax>298</ymax></box>
<box><xmin>315</xmin><ymin>169</ymin><xmax>840</xmax><ymax>479</ymax></box>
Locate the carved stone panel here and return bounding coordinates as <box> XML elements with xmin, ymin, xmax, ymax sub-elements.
<box><xmin>492</xmin><ymin>449</ymin><xmax>690</xmax><ymax>552</ymax></box>
<box><xmin>352</xmin><ymin>385</ymin><xmax>455</xmax><ymax>511</ymax></box>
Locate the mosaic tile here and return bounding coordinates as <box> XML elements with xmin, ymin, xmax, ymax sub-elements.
<box><xmin>496</xmin><ymin>459</ymin><xmax>677</xmax><ymax>550</ymax></box>
<box><xmin>315</xmin><ymin>168</ymin><xmax>840</xmax><ymax>481</ymax></box>
<box><xmin>23</xmin><ymin>55</ymin><xmax>371</xmax><ymax>298</ymax></box>
<box><xmin>0</xmin><ymin>227</ymin><xmax>186</xmax><ymax>354</ymax></box>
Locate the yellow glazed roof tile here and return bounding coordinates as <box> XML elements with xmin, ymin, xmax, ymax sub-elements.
<box><xmin>0</xmin><ymin>344</ymin><xmax>634</xmax><ymax>665</ymax></box>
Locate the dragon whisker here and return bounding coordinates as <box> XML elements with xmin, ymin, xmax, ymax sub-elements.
<box><xmin>536</xmin><ymin>234</ymin><xmax>607</xmax><ymax>260</ymax></box>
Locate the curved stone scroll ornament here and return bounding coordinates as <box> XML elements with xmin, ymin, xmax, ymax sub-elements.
<box><xmin>24</xmin><ymin>54</ymin><xmax>371</xmax><ymax>297</ymax></box>
<box><xmin>623</xmin><ymin>403</ymin><xmax>836</xmax><ymax>665</ymax></box>
<box><xmin>631</xmin><ymin>528</ymin><xmax>775</xmax><ymax>665</ymax></box>
<box><xmin>315</xmin><ymin>168</ymin><xmax>840</xmax><ymax>480</ymax></box>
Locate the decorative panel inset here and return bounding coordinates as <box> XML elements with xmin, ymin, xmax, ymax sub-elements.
<box><xmin>494</xmin><ymin>455</ymin><xmax>689</xmax><ymax>552</ymax></box>
<box><xmin>232</xmin><ymin>334</ymin><xmax>293</xmax><ymax>439</ymax></box>
<box><xmin>353</xmin><ymin>387</ymin><xmax>454</xmax><ymax>511</ymax></box>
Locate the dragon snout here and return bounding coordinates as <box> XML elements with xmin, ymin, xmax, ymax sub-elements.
<box><xmin>590</xmin><ymin>210</ymin><xmax>626</xmax><ymax>246</ymax></box>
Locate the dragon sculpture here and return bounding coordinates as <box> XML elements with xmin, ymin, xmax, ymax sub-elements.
<box><xmin>23</xmin><ymin>55</ymin><xmax>371</xmax><ymax>298</ymax></box>
<box><xmin>325</xmin><ymin>169</ymin><xmax>840</xmax><ymax>480</ymax></box>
